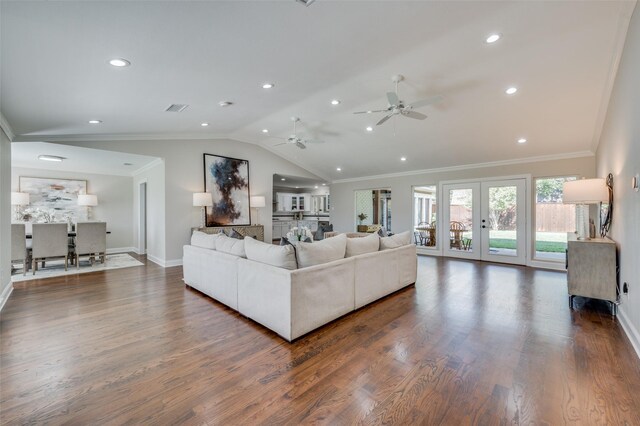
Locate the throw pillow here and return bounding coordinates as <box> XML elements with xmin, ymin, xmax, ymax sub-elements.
<box><xmin>190</xmin><ymin>231</ymin><xmax>220</xmax><ymax>250</ymax></box>
<box><xmin>244</xmin><ymin>236</ymin><xmax>297</xmax><ymax>270</ymax></box>
<box><xmin>345</xmin><ymin>233</ymin><xmax>380</xmax><ymax>257</ymax></box>
<box><xmin>296</xmin><ymin>233</ymin><xmax>347</xmax><ymax>268</ymax></box>
<box><xmin>379</xmin><ymin>230</ymin><xmax>412</xmax><ymax>250</ymax></box>
<box><xmin>227</xmin><ymin>228</ymin><xmax>244</xmax><ymax>239</ymax></box>
<box><xmin>215</xmin><ymin>233</ymin><xmax>246</xmax><ymax>257</ymax></box>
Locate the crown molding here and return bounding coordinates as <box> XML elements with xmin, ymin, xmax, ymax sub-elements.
<box><xmin>13</xmin><ymin>132</ymin><xmax>230</xmax><ymax>143</ymax></box>
<box><xmin>590</xmin><ymin>0</ymin><xmax>637</xmax><ymax>153</ymax></box>
<box><xmin>131</xmin><ymin>158</ymin><xmax>164</xmax><ymax>176</ymax></box>
<box><xmin>331</xmin><ymin>151</ymin><xmax>595</xmax><ymax>184</ymax></box>
<box><xmin>0</xmin><ymin>112</ymin><xmax>15</xmax><ymax>141</ymax></box>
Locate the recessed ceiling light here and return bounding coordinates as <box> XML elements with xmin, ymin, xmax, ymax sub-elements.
<box><xmin>331</xmin><ymin>99</ymin><xmax>341</xmax><ymax>105</ymax></box>
<box><xmin>336</xmin><ymin>167</ymin><xmax>342</xmax><ymax>171</ymax></box>
<box><xmin>485</xmin><ymin>33</ymin><xmax>501</xmax><ymax>44</ymax></box>
<box><xmin>219</xmin><ymin>101</ymin><xmax>233</xmax><ymax>107</ymax></box>
<box><xmin>505</xmin><ymin>87</ymin><xmax>518</xmax><ymax>95</ymax></box>
<box><xmin>400</xmin><ymin>157</ymin><xmax>407</xmax><ymax>162</ymax></box>
<box><xmin>38</xmin><ymin>155</ymin><xmax>65</xmax><ymax>162</ymax></box>
<box><xmin>201</xmin><ymin>122</ymin><xmax>209</xmax><ymax>127</ymax></box>
<box><xmin>518</xmin><ymin>138</ymin><xmax>527</xmax><ymax>144</ymax></box>
<box><xmin>109</xmin><ymin>58</ymin><xmax>130</xmax><ymax>67</ymax></box>
<box><xmin>262</xmin><ymin>129</ymin><xmax>269</xmax><ymax>133</ymax></box>
<box><xmin>88</xmin><ymin>120</ymin><xmax>102</xmax><ymax>124</ymax></box>
<box><xmin>262</xmin><ymin>83</ymin><xmax>274</xmax><ymax>89</ymax></box>
<box><xmin>366</xmin><ymin>110</ymin><xmax>373</xmax><ymax>114</ymax></box>
<box><xmin>314</xmin><ymin>185</ymin><xmax>319</xmax><ymax>189</ymax></box>
<box><xmin>322</xmin><ymin>183</ymin><xmax>326</xmax><ymax>186</ymax></box>
<box><xmin>366</xmin><ymin>126</ymin><xmax>373</xmax><ymax>132</ymax></box>
<box><xmin>281</xmin><ymin>178</ymin><xmax>286</xmax><ymax>181</ymax></box>
<box><xmin>295</xmin><ymin>186</ymin><xmax>299</xmax><ymax>189</ymax></box>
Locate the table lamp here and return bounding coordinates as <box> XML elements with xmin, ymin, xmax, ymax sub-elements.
<box><xmin>250</xmin><ymin>195</ymin><xmax>266</xmax><ymax>225</ymax></box>
<box><xmin>563</xmin><ymin>178</ymin><xmax>608</xmax><ymax>240</ymax></box>
<box><xmin>78</xmin><ymin>194</ymin><xmax>98</xmax><ymax>220</ymax></box>
<box><xmin>11</xmin><ymin>192</ymin><xmax>30</xmax><ymax>221</ymax></box>
<box><xmin>193</xmin><ymin>192</ymin><xmax>213</xmax><ymax>228</ymax></box>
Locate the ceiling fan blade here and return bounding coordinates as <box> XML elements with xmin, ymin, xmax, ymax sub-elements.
<box><xmin>402</xmin><ymin>110</ymin><xmax>428</xmax><ymax>120</ymax></box>
<box><xmin>296</xmin><ymin>141</ymin><xmax>307</xmax><ymax>149</ymax></box>
<box><xmin>353</xmin><ymin>109</ymin><xmax>387</xmax><ymax>114</ymax></box>
<box><xmin>408</xmin><ymin>95</ymin><xmax>444</xmax><ymax>109</ymax></box>
<box><xmin>386</xmin><ymin>91</ymin><xmax>399</xmax><ymax>106</ymax></box>
<box><xmin>376</xmin><ymin>115</ymin><xmax>393</xmax><ymax>126</ymax></box>
<box><xmin>303</xmin><ymin>139</ymin><xmax>324</xmax><ymax>144</ymax></box>
<box><xmin>273</xmin><ymin>142</ymin><xmax>288</xmax><ymax>147</ymax></box>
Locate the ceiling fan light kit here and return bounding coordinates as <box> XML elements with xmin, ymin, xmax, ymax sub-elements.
<box><xmin>272</xmin><ymin>116</ymin><xmax>325</xmax><ymax>150</ymax></box>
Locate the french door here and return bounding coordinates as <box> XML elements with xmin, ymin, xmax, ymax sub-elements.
<box><xmin>442</xmin><ymin>179</ymin><xmax>527</xmax><ymax>265</ymax></box>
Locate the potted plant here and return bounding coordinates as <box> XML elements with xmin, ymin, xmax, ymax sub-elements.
<box><xmin>357</xmin><ymin>212</ymin><xmax>368</xmax><ymax>225</ymax></box>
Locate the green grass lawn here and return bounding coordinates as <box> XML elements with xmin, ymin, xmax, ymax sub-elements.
<box><xmin>489</xmin><ymin>238</ymin><xmax>567</xmax><ymax>253</ymax></box>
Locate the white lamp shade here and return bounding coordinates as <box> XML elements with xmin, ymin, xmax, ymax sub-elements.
<box><xmin>563</xmin><ymin>178</ymin><xmax>608</xmax><ymax>204</ymax></box>
<box><xmin>11</xmin><ymin>192</ymin><xmax>30</xmax><ymax>206</ymax></box>
<box><xmin>78</xmin><ymin>194</ymin><xmax>98</xmax><ymax>206</ymax></box>
<box><xmin>193</xmin><ymin>192</ymin><xmax>213</xmax><ymax>207</ymax></box>
<box><xmin>250</xmin><ymin>196</ymin><xmax>266</xmax><ymax>208</ymax></box>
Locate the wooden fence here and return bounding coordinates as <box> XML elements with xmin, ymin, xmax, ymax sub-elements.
<box><xmin>536</xmin><ymin>203</ymin><xmax>575</xmax><ymax>232</ymax></box>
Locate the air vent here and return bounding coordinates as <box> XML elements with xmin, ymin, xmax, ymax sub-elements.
<box><xmin>296</xmin><ymin>0</ymin><xmax>315</xmax><ymax>6</ymax></box>
<box><xmin>165</xmin><ymin>104</ymin><xmax>189</xmax><ymax>113</ymax></box>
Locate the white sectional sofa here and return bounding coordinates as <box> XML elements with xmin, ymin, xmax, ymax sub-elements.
<box><xmin>182</xmin><ymin>231</ymin><xmax>417</xmax><ymax>341</ymax></box>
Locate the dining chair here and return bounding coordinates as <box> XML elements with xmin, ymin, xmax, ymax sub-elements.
<box><xmin>11</xmin><ymin>224</ymin><xmax>29</xmax><ymax>276</ymax></box>
<box><xmin>75</xmin><ymin>222</ymin><xmax>107</xmax><ymax>267</ymax></box>
<box><xmin>426</xmin><ymin>221</ymin><xmax>437</xmax><ymax>246</ymax></box>
<box><xmin>450</xmin><ymin>221</ymin><xmax>466</xmax><ymax>250</ymax></box>
<box><xmin>31</xmin><ymin>223</ymin><xmax>69</xmax><ymax>274</ymax></box>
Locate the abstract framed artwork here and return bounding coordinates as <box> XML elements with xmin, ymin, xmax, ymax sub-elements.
<box><xmin>19</xmin><ymin>176</ymin><xmax>88</xmax><ymax>222</ymax></box>
<box><xmin>203</xmin><ymin>153</ymin><xmax>251</xmax><ymax>226</ymax></box>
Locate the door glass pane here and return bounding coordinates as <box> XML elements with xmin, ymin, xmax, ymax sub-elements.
<box><xmin>488</xmin><ymin>186</ymin><xmax>518</xmax><ymax>257</ymax></box>
<box><xmin>449</xmin><ymin>189</ymin><xmax>473</xmax><ymax>252</ymax></box>
<box><xmin>535</xmin><ymin>177</ymin><xmax>577</xmax><ymax>262</ymax></box>
<box><xmin>413</xmin><ymin>186</ymin><xmax>437</xmax><ymax>247</ymax></box>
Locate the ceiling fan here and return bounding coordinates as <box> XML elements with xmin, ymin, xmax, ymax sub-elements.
<box><xmin>272</xmin><ymin>117</ymin><xmax>325</xmax><ymax>150</ymax></box>
<box><xmin>353</xmin><ymin>74</ymin><xmax>443</xmax><ymax>126</ymax></box>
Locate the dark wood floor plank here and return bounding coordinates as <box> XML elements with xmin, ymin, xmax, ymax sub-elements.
<box><xmin>1</xmin><ymin>254</ymin><xmax>639</xmax><ymax>424</ymax></box>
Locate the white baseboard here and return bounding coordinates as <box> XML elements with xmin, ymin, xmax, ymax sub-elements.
<box><xmin>106</xmin><ymin>247</ymin><xmax>137</xmax><ymax>255</ymax></box>
<box><xmin>618</xmin><ymin>306</ymin><xmax>640</xmax><ymax>359</ymax></box>
<box><xmin>146</xmin><ymin>254</ymin><xmax>164</xmax><ymax>267</ymax></box>
<box><xmin>0</xmin><ymin>281</ymin><xmax>14</xmax><ymax>312</ymax></box>
<box><xmin>145</xmin><ymin>254</ymin><xmax>182</xmax><ymax>268</ymax></box>
<box><xmin>165</xmin><ymin>259</ymin><xmax>183</xmax><ymax>267</ymax></box>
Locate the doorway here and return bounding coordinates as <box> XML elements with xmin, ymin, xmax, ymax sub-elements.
<box><xmin>138</xmin><ymin>181</ymin><xmax>147</xmax><ymax>255</ymax></box>
<box><xmin>442</xmin><ymin>178</ymin><xmax>527</xmax><ymax>265</ymax></box>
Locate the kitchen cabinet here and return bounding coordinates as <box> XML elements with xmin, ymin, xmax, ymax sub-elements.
<box><xmin>275</xmin><ymin>193</ymin><xmax>311</xmax><ymax>212</ymax></box>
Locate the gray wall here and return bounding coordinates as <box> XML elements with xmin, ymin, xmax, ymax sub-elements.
<box><xmin>132</xmin><ymin>161</ymin><xmax>166</xmax><ymax>264</ymax></box>
<box><xmin>596</xmin><ymin>5</ymin><xmax>640</xmax><ymax>356</ymax></box>
<box><xmin>11</xmin><ymin>167</ymin><xmax>135</xmax><ymax>251</ymax></box>
<box><xmin>59</xmin><ymin>139</ymin><xmax>322</xmax><ymax>263</ymax></box>
<box><xmin>330</xmin><ymin>156</ymin><xmax>596</xmax><ymax>234</ymax></box>
<box><xmin>0</xmin><ymin>129</ymin><xmax>11</xmax><ymax>309</ymax></box>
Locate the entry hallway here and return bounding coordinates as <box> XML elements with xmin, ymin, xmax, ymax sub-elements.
<box><xmin>1</xmin><ymin>255</ymin><xmax>639</xmax><ymax>424</ymax></box>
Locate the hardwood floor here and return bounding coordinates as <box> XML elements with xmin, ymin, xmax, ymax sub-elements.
<box><xmin>1</xmin><ymin>254</ymin><xmax>639</xmax><ymax>424</ymax></box>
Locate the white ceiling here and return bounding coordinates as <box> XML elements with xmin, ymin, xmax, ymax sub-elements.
<box><xmin>1</xmin><ymin>1</ymin><xmax>635</xmax><ymax>181</ymax></box>
<box><xmin>274</xmin><ymin>174</ymin><xmax>328</xmax><ymax>190</ymax></box>
<box><xmin>11</xmin><ymin>142</ymin><xmax>160</xmax><ymax>176</ymax></box>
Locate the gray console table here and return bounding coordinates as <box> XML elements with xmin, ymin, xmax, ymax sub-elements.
<box><xmin>567</xmin><ymin>233</ymin><xmax>617</xmax><ymax>315</ymax></box>
<box><xmin>191</xmin><ymin>225</ymin><xmax>264</xmax><ymax>242</ymax></box>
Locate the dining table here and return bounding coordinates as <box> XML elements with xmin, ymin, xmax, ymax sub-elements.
<box><xmin>25</xmin><ymin>231</ymin><xmax>111</xmax><ymax>238</ymax></box>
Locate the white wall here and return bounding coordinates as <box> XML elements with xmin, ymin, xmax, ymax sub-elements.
<box><xmin>132</xmin><ymin>160</ymin><xmax>166</xmax><ymax>264</ymax></box>
<box><xmin>58</xmin><ymin>139</ymin><xmax>322</xmax><ymax>263</ymax></box>
<box><xmin>0</xmin><ymin>129</ymin><xmax>12</xmax><ymax>310</ymax></box>
<box><xmin>11</xmin><ymin>167</ymin><xmax>134</xmax><ymax>251</ymax></box>
<box><xmin>596</xmin><ymin>4</ymin><xmax>640</xmax><ymax>357</ymax></box>
<box><xmin>331</xmin><ymin>156</ymin><xmax>595</xmax><ymax>234</ymax></box>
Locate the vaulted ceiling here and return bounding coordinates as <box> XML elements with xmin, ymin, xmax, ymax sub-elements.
<box><xmin>1</xmin><ymin>1</ymin><xmax>635</xmax><ymax>180</ymax></box>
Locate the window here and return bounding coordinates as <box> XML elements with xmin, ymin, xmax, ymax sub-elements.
<box><xmin>534</xmin><ymin>177</ymin><xmax>577</xmax><ymax>262</ymax></box>
<box><xmin>413</xmin><ymin>186</ymin><xmax>437</xmax><ymax>247</ymax></box>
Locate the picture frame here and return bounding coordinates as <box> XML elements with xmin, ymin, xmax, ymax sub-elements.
<box><xmin>203</xmin><ymin>153</ymin><xmax>251</xmax><ymax>226</ymax></box>
<box><xmin>19</xmin><ymin>176</ymin><xmax>88</xmax><ymax>222</ymax></box>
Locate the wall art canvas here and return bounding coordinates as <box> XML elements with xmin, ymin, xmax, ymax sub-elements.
<box><xmin>203</xmin><ymin>153</ymin><xmax>251</xmax><ymax>226</ymax></box>
<box><xmin>19</xmin><ymin>176</ymin><xmax>88</xmax><ymax>223</ymax></box>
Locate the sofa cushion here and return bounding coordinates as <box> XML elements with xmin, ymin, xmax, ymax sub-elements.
<box><xmin>215</xmin><ymin>233</ymin><xmax>247</xmax><ymax>257</ymax></box>
<box><xmin>190</xmin><ymin>231</ymin><xmax>220</xmax><ymax>250</ymax></box>
<box><xmin>296</xmin><ymin>233</ymin><xmax>347</xmax><ymax>268</ymax></box>
<box><xmin>245</xmin><ymin>236</ymin><xmax>297</xmax><ymax>270</ymax></box>
<box><xmin>345</xmin><ymin>233</ymin><xmax>380</xmax><ymax>257</ymax></box>
<box><xmin>380</xmin><ymin>231</ymin><xmax>412</xmax><ymax>250</ymax></box>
